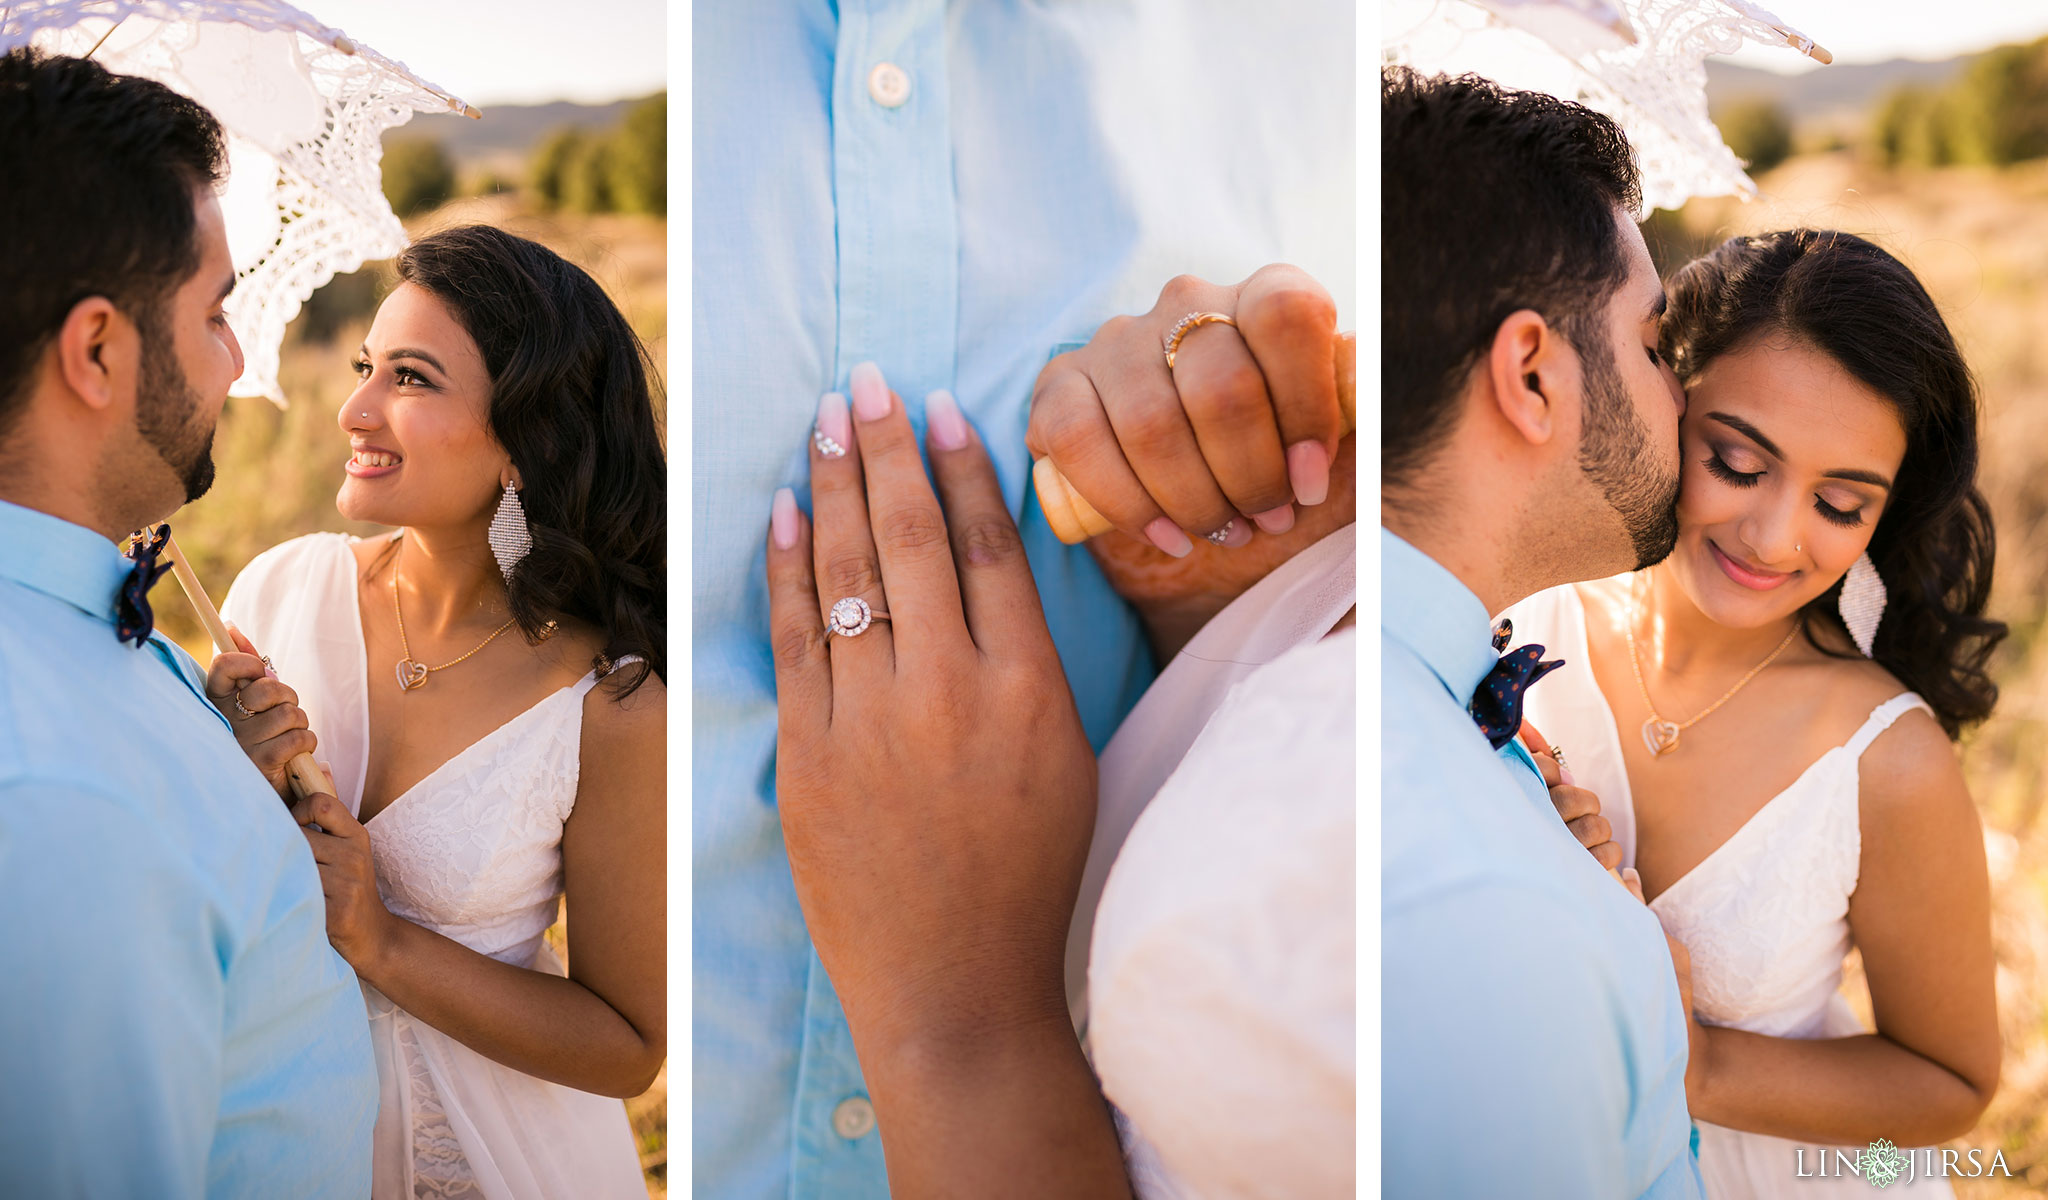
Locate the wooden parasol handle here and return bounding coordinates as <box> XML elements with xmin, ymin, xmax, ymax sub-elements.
<box><xmin>159</xmin><ymin>531</ymin><xmax>329</xmax><ymax>802</ymax></box>
<box><xmin>1032</xmin><ymin>331</ymin><xmax>1355</xmax><ymax>545</ymax></box>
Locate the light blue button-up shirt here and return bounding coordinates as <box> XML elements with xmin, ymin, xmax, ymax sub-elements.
<box><xmin>1382</xmin><ymin>528</ymin><xmax>1702</xmax><ymax>1199</ymax></box>
<box><xmin>0</xmin><ymin>498</ymin><xmax>377</xmax><ymax>1198</ymax></box>
<box><xmin>694</xmin><ymin>4</ymin><xmax>1353</xmax><ymax>1195</ymax></box>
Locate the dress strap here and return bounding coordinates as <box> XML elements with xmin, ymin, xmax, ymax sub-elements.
<box><xmin>1845</xmin><ymin>692</ymin><xmax>1934</xmax><ymax>758</ymax></box>
<box><xmin>572</xmin><ymin>653</ymin><xmax>646</xmax><ymax>697</ymax></box>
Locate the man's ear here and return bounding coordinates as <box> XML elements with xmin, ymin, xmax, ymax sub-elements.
<box><xmin>1483</xmin><ymin>309</ymin><xmax>1580</xmax><ymax>448</ymax></box>
<box><xmin>53</xmin><ymin>296</ymin><xmax>131</xmax><ymax>413</ymax></box>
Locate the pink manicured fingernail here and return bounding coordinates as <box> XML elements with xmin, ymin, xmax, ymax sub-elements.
<box><xmin>770</xmin><ymin>487</ymin><xmax>799</xmax><ymax>550</ymax></box>
<box><xmin>1251</xmin><ymin>505</ymin><xmax>1295</xmax><ymax>535</ymax></box>
<box><xmin>850</xmin><ymin>361</ymin><xmax>891</xmax><ymax>421</ymax></box>
<box><xmin>1287</xmin><ymin>440</ymin><xmax>1330</xmax><ymax>506</ymax></box>
<box><xmin>1560</xmin><ymin>764</ymin><xmax>1577</xmax><ymax>787</ymax></box>
<box><xmin>926</xmin><ymin>389</ymin><xmax>969</xmax><ymax>451</ymax></box>
<box><xmin>1144</xmin><ymin>517</ymin><xmax>1194</xmax><ymax>558</ymax></box>
<box><xmin>814</xmin><ymin>393</ymin><xmax>849</xmax><ymax>458</ymax></box>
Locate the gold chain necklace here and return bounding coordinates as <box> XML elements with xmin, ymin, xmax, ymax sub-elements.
<box><xmin>1626</xmin><ymin>577</ymin><xmax>1800</xmax><ymax>758</ymax></box>
<box><xmin>391</xmin><ymin>550</ymin><xmax>518</xmax><ymax>693</ymax></box>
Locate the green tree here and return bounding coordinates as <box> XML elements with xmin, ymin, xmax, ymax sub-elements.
<box><xmin>531</xmin><ymin>127</ymin><xmax>587</xmax><ymax>212</ymax></box>
<box><xmin>565</xmin><ymin>134</ymin><xmax>616</xmax><ymax>213</ymax></box>
<box><xmin>380</xmin><ymin>137</ymin><xmax>455</xmax><ymax>217</ymax></box>
<box><xmin>1874</xmin><ymin>86</ymin><xmax>1955</xmax><ymax>168</ymax></box>
<box><xmin>608</xmin><ymin>93</ymin><xmax>667</xmax><ymax>216</ymax></box>
<box><xmin>1718</xmin><ymin>97</ymin><xmax>1794</xmax><ymax>174</ymax></box>
<box><xmin>1948</xmin><ymin>37</ymin><xmax>2048</xmax><ymax>165</ymax></box>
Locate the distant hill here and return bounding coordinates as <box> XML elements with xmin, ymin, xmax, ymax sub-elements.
<box><xmin>393</xmin><ymin>94</ymin><xmax>659</xmax><ymax>168</ymax></box>
<box><xmin>1703</xmin><ymin>54</ymin><xmax>1990</xmax><ymax>132</ymax></box>
<box><xmin>1704</xmin><ymin>55</ymin><xmax>1974</xmax><ymax>128</ymax></box>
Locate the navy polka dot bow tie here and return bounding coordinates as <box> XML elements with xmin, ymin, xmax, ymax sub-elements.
<box><xmin>1470</xmin><ymin>618</ymin><xmax>1564</xmax><ymax>751</ymax></box>
<box><xmin>115</xmin><ymin>524</ymin><xmax>173</xmax><ymax>648</ymax></box>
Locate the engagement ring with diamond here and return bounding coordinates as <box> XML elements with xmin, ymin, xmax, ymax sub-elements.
<box><xmin>826</xmin><ymin>596</ymin><xmax>890</xmax><ymax>638</ymax></box>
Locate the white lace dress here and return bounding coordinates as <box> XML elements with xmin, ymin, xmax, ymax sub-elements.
<box><xmin>223</xmin><ymin>533</ymin><xmax>646</xmax><ymax>1200</ymax></box>
<box><xmin>1507</xmin><ymin>583</ymin><xmax>1954</xmax><ymax>1198</ymax></box>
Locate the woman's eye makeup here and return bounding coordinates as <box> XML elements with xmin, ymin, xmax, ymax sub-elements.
<box><xmin>1701</xmin><ymin>449</ymin><xmax>1761</xmax><ymax>486</ymax></box>
<box><xmin>1813</xmin><ymin>495</ymin><xmax>1867</xmax><ymax>527</ymax></box>
<box><xmin>350</xmin><ymin>357</ymin><xmax>433</xmax><ymax>388</ymax></box>
<box><xmin>1702</xmin><ymin>442</ymin><xmax>1871</xmax><ymax>526</ymax></box>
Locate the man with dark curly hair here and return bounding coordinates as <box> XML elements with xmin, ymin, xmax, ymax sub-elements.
<box><xmin>1381</xmin><ymin>67</ymin><xmax>1701</xmax><ymax>1199</ymax></box>
<box><xmin>0</xmin><ymin>48</ymin><xmax>376</xmax><ymax>1198</ymax></box>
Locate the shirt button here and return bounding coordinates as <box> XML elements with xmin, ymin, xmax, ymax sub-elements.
<box><xmin>868</xmin><ymin>61</ymin><xmax>912</xmax><ymax>108</ymax></box>
<box><xmin>832</xmin><ymin>1095</ymin><xmax>877</xmax><ymax>1140</ymax></box>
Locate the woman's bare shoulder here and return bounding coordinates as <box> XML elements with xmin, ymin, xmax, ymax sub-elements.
<box><xmin>582</xmin><ymin>664</ymin><xmax>666</xmax><ymax>751</ymax></box>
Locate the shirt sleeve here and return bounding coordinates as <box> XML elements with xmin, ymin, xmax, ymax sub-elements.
<box><xmin>1384</xmin><ymin>879</ymin><xmax>1636</xmax><ymax>1200</ymax></box>
<box><xmin>0</xmin><ymin>777</ymin><xmax>224</xmax><ymax>1199</ymax></box>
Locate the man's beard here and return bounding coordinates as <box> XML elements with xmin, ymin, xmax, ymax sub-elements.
<box><xmin>1577</xmin><ymin>335</ymin><xmax>1679</xmax><ymax>570</ymax></box>
<box><xmin>134</xmin><ymin>319</ymin><xmax>217</xmax><ymax>505</ymax></box>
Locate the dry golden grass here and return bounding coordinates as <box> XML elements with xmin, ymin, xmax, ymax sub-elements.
<box><xmin>1654</xmin><ymin>150</ymin><xmax>2048</xmax><ymax>1195</ymax></box>
<box><xmin>161</xmin><ymin>196</ymin><xmax>667</xmax><ymax>1196</ymax></box>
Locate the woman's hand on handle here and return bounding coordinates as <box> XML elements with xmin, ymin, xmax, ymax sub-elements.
<box><xmin>203</xmin><ymin>624</ymin><xmax>316</xmax><ymax>801</ymax></box>
<box><xmin>291</xmin><ymin>775</ymin><xmax>400</xmax><ymax>976</ymax></box>
<box><xmin>1521</xmin><ymin>720</ymin><xmax>1623</xmax><ymax>875</ymax></box>
<box><xmin>1026</xmin><ymin>264</ymin><xmax>1342</xmax><ymax>552</ymax></box>
<box><xmin>766</xmin><ymin>364</ymin><xmax>1131</xmax><ymax>1199</ymax></box>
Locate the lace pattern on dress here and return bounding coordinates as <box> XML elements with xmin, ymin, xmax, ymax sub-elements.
<box><xmin>396</xmin><ymin>1017</ymin><xmax>479</xmax><ymax>1199</ymax></box>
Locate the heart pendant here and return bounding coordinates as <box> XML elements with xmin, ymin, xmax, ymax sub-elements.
<box><xmin>1641</xmin><ymin>718</ymin><xmax>1681</xmax><ymax>757</ymax></box>
<box><xmin>396</xmin><ymin>659</ymin><xmax>429</xmax><ymax>692</ymax></box>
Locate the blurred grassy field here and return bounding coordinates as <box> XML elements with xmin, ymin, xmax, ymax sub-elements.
<box><xmin>1649</xmin><ymin>151</ymin><xmax>2048</xmax><ymax>1195</ymax></box>
<box><xmin>166</xmin><ymin>194</ymin><xmax>668</xmax><ymax>1197</ymax></box>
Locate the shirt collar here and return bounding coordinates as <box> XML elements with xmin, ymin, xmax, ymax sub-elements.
<box><xmin>1381</xmin><ymin>526</ymin><xmax>1499</xmax><ymax>707</ymax></box>
<box><xmin>0</xmin><ymin>497</ymin><xmax>135</xmax><ymax>626</ymax></box>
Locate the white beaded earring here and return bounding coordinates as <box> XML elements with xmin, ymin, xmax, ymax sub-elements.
<box><xmin>489</xmin><ymin>479</ymin><xmax>533</xmax><ymax>583</ymax></box>
<box><xmin>1839</xmin><ymin>552</ymin><xmax>1887</xmax><ymax>657</ymax></box>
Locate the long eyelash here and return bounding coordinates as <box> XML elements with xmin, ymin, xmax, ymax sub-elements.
<box><xmin>1702</xmin><ymin>453</ymin><xmax>1760</xmax><ymax>487</ymax></box>
<box><xmin>349</xmin><ymin>357</ymin><xmax>370</xmax><ymax>375</ymax></box>
<box><xmin>1814</xmin><ymin>498</ymin><xmax>1864</xmax><ymax>528</ymax></box>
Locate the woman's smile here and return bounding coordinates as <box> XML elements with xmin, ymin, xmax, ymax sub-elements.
<box><xmin>346</xmin><ymin>443</ymin><xmax>404</xmax><ymax>478</ymax></box>
<box><xmin>1705</xmin><ymin>538</ymin><xmax>1794</xmax><ymax>591</ymax></box>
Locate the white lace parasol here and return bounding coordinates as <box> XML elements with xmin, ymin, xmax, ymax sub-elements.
<box><xmin>1</xmin><ymin>0</ymin><xmax>477</xmax><ymax>404</ymax></box>
<box><xmin>1384</xmin><ymin>0</ymin><xmax>1831</xmax><ymax>213</ymax></box>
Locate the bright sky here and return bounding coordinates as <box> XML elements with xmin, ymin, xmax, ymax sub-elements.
<box><xmin>1720</xmin><ymin>1</ymin><xmax>2048</xmax><ymax>75</ymax></box>
<box><xmin>296</xmin><ymin>0</ymin><xmax>665</xmax><ymax>107</ymax></box>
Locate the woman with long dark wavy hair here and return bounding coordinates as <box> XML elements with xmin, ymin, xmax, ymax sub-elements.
<box><xmin>1507</xmin><ymin>229</ymin><xmax>2003</xmax><ymax>1197</ymax></box>
<box><xmin>209</xmin><ymin>225</ymin><xmax>665</xmax><ymax>1198</ymax></box>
